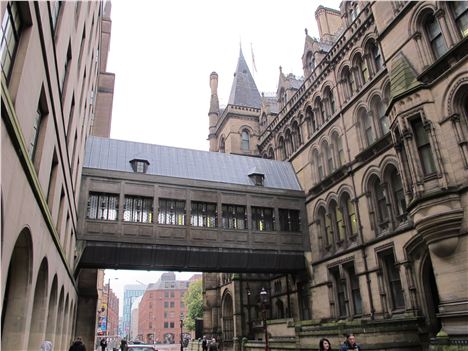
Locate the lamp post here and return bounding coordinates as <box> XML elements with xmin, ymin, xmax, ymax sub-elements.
<box><xmin>180</xmin><ymin>312</ymin><xmax>184</xmax><ymax>351</ymax></box>
<box><xmin>259</xmin><ymin>287</ymin><xmax>269</xmax><ymax>351</ymax></box>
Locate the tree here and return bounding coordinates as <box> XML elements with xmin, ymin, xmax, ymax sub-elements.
<box><xmin>183</xmin><ymin>279</ymin><xmax>203</xmax><ymax>331</ymax></box>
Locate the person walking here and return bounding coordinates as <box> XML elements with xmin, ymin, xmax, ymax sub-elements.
<box><xmin>208</xmin><ymin>337</ymin><xmax>218</xmax><ymax>351</ymax></box>
<box><xmin>339</xmin><ymin>334</ymin><xmax>361</xmax><ymax>351</ymax></box>
<box><xmin>69</xmin><ymin>337</ymin><xmax>86</xmax><ymax>351</ymax></box>
<box><xmin>319</xmin><ymin>338</ymin><xmax>332</xmax><ymax>351</ymax></box>
<box><xmin>100</xmin><ymin>338</ymin><xmax>108</xmax><ymax>351</ymax></box>
<box><xmin>201</xmin><ymin>336</ymin><xmax>208</xmax><ymax>351</ymax></box>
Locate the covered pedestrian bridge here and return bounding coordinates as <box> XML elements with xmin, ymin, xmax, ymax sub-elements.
<box><xmin>76</xmin><ymin>136</ymin><xmax>309</xmax><ymax>273</ymax></box>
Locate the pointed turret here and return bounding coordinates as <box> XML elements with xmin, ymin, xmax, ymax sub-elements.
<box><xmin>208</xmin><ymin>71</ymin><xmax>219</xmax><ymax>152</ymax></box>
<box><xmin>227</xmin><ymin>48</ymin><xmax>261</xmax><ymax>108</ymax></box>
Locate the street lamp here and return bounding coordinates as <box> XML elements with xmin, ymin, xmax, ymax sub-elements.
<box><xmin>180</xmin><ymin>312</ymin><xmax>184</xmax><ymax>351</ymax></box>
<box><xmin>259</xmin><ymin>287</ymin><xmax>269</xmax><ymax>351</ymax></box>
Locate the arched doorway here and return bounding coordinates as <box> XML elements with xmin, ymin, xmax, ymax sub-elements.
<box><xmin>27</xmin><ymin>258</ymin><xmax>49</xmax><ymax>350</ymax></box>
<box><xmin>421</xmin><ymin>254</ymin><xmax>441</xmax><ymax>337</ymax></box>
<box><xmin>1</xmin><ymin>228</ymin><xmax>33</xmax><ymax>351</ymax></box>
<box><xmin>222</xmin><ymin>293</ymin><xmax>234</xmax><ymax>342</ymax></box>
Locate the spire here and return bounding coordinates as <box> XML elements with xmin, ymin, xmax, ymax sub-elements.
<box><xmin>227</xmin><ymin>48</ymin><xmax>261</xmax><ymax>108</ymax></box>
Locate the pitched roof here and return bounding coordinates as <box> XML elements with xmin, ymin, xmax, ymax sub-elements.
<box><xmin>84</xmin><ymin>136</ymin><xmax>302</xmax><ymax>191</ymax></box>
<box><xmin>227</xmin><ymin>48</ymin><xmax>262</xmax><ymax>108</ymax></box>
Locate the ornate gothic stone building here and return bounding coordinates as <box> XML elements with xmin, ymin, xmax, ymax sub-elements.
<box><xmin>204</xmin><ymin>2</ymin><xmax>468</xmax><ymax>350</ymax></box>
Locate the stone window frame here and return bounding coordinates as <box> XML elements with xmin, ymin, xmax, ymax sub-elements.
<box><xmin>376</xmin><ymin>247</ymin><xmax>406</xmax><ymax>314</ymax></box>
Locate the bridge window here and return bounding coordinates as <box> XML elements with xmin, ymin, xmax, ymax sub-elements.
<box><xmin>158</xmin><ymin>198</ymin><xmax>186</xmax><ymax>225</ymax></box>
<box><xmin>222</xmin><ymin>204</ymin><xmax>246</xmax><ymax>230</ymax></box>
<box><xmin>123</xmin><ymin>196</ymin><xmax>153</xmax><ymax>223</ymax></box>
<box><xmin>87</xmin><ymin>192</ymin><xmax>118</xmax><ymax>220</ymax></box>
<box><xmin>251</xmin><ymin>206</ymin><xmax>275</xmax><ymax>231</ymax></box>
<box><xmin>279</xmin><ymin>209</ymin><xmax>300</xmax><ymax>232</ymax></box>
<box><xmin>191</xmin><ymin>201</ymin><xmax>217</xmax><ymax>228</ymax></box>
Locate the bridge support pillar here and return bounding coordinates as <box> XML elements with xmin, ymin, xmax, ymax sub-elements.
<box><xmin>75</xmin><ymin>269</ymin><xmax>99</xmax><ymax>350</ymax></box>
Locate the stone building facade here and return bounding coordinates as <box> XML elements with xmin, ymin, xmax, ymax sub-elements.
<box><xmin>205</xmin><ymin>1</ymin><xmax>468</xmax><ymax>350</ymax></box>
<box><xmin>1</xmin><ymin>1</ymin><xmax>114</xmax><ymax>349</ymax></box>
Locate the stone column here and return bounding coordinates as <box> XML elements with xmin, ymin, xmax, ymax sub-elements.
<box><xmin>75</xmin><ymin>269</ymin><xmax>99</xmax><ymax>351</ymax></box>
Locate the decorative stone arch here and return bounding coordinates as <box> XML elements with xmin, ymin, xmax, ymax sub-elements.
<box><xmin>408</xmin><ymin>3</ymin><xmax>442</xmax><ymax>67</ymax></box>
<box><xmin>403</xmin><ymin>236</ymin><xmax>441</xmax><ymax>337</ymax></box>
<box><xmin>221</xmin><ymin>290</ymin><xmax>234</xmax><ymax>342</ymax></box>
<box><xmin>361</xmin><ymin>166</ymin><xmax>382</xmax><ymax>194</ymax></box>
<box><xmin>28</xmin><ymin>257</ymin><xmax>49</xmax><ymax>350</ymax></box>
<box><xmin>336</xmin><ymin>59</ymin><xmax>353</xmax><ymax>78</ymax></box>
<box><xmin>324</xmin><ymin>191</ymin><xmax>339</xmax><ymax>208</ymax></box>
<box><xmin>443</xmin><ymin>74</ymin><xmax>468</xmax><ymax>117</ymax></box>
<box><xmin>219</xmin><ymin>134</ymin><xmax>226</xmax><ymax>153</ymax></box>
<box><xmin>336</xmin><ymin>183</ymin><xmax>355</xmax><ymax>201</ymax></box>
<box><xmin>409</xmin><ymin>2</ymin><xmax>438</xmax><ymax>37</ymax></box>
<box><xmin>2</xmin><ymin>227</ymin><xmax>34</xmax><ymax>351</ymax></box>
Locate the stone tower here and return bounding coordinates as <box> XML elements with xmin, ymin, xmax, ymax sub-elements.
<box><xmin>208</xmin><ymin>48</ymin><xmax>262</xmax><ymax>155</ymax></box>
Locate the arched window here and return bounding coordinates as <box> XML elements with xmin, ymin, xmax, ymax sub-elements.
<box><xmin>342</xmin><ymin>67</ymin><xmax>355</xmax><ymax>99</ymax></box>
<box><xmin>219</xmin><ymin>136</ymin><xmax>225</xmax><ymax>153</ymax></box>
<box><xmin>371</xmin><ymin>96</ymin><xmax>389</xmax><ymax>136</ymax></box>
<box><xmin>424</xmin><ymin>13</ymin><xmax>448</xmax><ymax>59</ymax></box>
<box><xmin>275</xmin><ymin>299</ymin><xmax>285</xmax><ymax>319</ymax></box>
<box><xmin>354</xmin><ymin>54</ymin><xmax>368</xmax><ymax>87</ymax></box>
<box><xmin>341</xmin><ymin>192</ymin><xmax>357</xmax><ymax>237</ymax></box>
<box><xmin>387</xmin><ymin>166</ymin><xmax>407</xmax><ymax>224</ymax></box>
<box><xmin>268</xmin><ymin>147</ymin><xmax>275</xmax><ymax>160</ymax></box>
<box><xmin>241</xmin><ymin>130</ymin><xmax>250</xmax><ymax>151</ymax></box>
<box><xmin>222</xmin><ymin>294</ymin><xmax>234</xmax><ymax>341</ymax></box>
<box><xmin>285</xmin><ymin>130</ymin><xmax>293</xmax><ymax>156</ymax></box>
<box><xmin>359</xmin><ymin>108</ymin><xmax>374</xmax><ymax>146</ymax></box>
<box><xmin>313</xmin><ymin>149</ymin><xmax>323</xmax><ymax>181</ymax></box>
<box><xmin>369</xmin><ymin>175</ymin><xmax>389</xmax><ymax>234</ymax></box>
<box><xmin>332</xmin><ymin>132</ymin><xmax>345</xmax><ymax>166</ymax></box>
<box><xmin>278</xmin><ymin>137</ymin><xmax>286</xmax><ymax>160</ymax></box>
<box><xmin>323</xmin><ymin>142</ymin><xmax>334</xmax><ymax>174</ymax></box>
<box><xmin>318</xmin><ymin>206</ymin><xmax>332</xmax><ymax>248</ymax></box>
<box><xmin>306</xmin><ymin>106</ymin><xmax>315</xmax><ymax>135</ymax></box>
<box><xmin>450</xmin><ymin>2</ymin><xmax>468</xmax><ymax>38</ymax></box>
<box><xmin>315</xmin><ymin>97</ymin><xmax>325</xmax><ymax>125</ymax></box>
<box><xmin>324</xmin><ymin>87</ymin><xmax>336</xmax><ymax>117</ymax></box>
<box><xmin>330</xmin><ymin>200</ymin><xmax>345</xmax><ymax>242</ymax></box>
<box><xmin>279</xmin><ymin>87</ymin><xmax>286</xmax><ymax>107</ymax></box>
<box><xmin>292</xmin><ymin>121</ymin><xmax>302</xmax><ymax>149</ymax></box>
<box><xmin>306</xmin><ymin>51</ymin><xmax>315</xmax><ymax>71</ymax></box>
<box><xmin>367</xmin><ymin>40</ymin><xmax>382</xmax><ymax>74</ymax></box>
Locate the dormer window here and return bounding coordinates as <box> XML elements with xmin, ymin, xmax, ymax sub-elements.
<box><xmin>248</xmin><ymin>168</ymin><xmax>265</xmax><ymax>186</ymax></box>
<box><xmin>130</xmin><ymin>159</ymin><xmax>149</xmax><ymax>173</ymax></box>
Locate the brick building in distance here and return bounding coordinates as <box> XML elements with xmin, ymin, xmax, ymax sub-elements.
<box><xmin>137</xmin><ymin>272</ymin><xmax>200</xmax><ymax>344</ymax></box>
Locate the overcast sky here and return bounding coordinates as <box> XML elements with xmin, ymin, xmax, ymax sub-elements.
<box><xmin>104</xmin><ymin>0</ymin><xmax>341</xmax><ymax>314</ymax></box>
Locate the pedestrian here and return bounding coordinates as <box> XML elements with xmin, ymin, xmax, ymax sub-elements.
<box><xmin>201</xmin><ymin>336</ymin><xmax>208</xmax><ymax>351</ymax></box>
<box><xmin>40</xmin><ymin>340</ymin><xmax>53</xmax><ymax>351</ymax></box>
<box><xmin>319</xmin><ymin>338</ymin><xmax>332</xmax><ymax>351</ymax></box>
<box><xmin>69</xmin><ymin>337</ymin><xmax>86</xmax><ymax>351</ymax></box>
<box><xmin>119</xmin><ymin>339</ymin><xmax>127</xmax><ymax>351</ymax></box>
<box><xmin>100</xmin><ymin>338</ymin><xmax>108</xmax><ymax>351</ymax></box>
<box><xmin>339</xmin><ymin>334</ymin><xmax>361</xmax><ymax>351</ymax></box>
<box><xmin>208</xmin><ymin>337</ymin><xmax>218</xmax><ymax>351</ymax></box>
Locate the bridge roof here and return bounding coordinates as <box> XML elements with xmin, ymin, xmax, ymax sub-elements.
<box><xmin>84</xmin><ymin>136</ymin><xmax>302</xmax><ymax>191</ymax></box>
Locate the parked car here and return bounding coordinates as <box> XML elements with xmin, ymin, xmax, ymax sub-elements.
<box><xmin>126</xmin><ymin>345</ymin><xmax>158</xmax><ymax>351</ymax></box>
